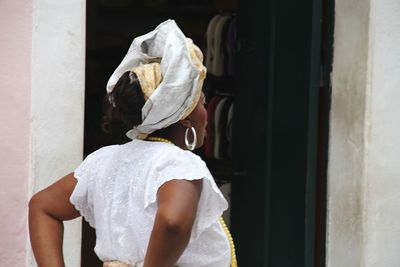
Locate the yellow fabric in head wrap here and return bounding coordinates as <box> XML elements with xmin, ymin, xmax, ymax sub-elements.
<box><xmin>130</xmin><ymin>63</ymin><xmax>162</xmax><ymax>101</ymax></box>
<box><xmin>130</xmin><ymin>39</ymin><xmax>206</xmax><ymax>119</ymax></box>
<box><xmin>182</xmin><ymin>39</ymin><xmax>207</xmax><ymax>119</ymax></box>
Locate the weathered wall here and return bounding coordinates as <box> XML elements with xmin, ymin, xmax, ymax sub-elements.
<box><xmin>0</xmin><ymin>1</ymin><xmax>32</xmax><ymax>266</ymax></box>
<box><xmin>29</xmin><ymin>0</ymin><xmax>86</xmax><ymax>266</ymax></box>
<box><xmin>327</xmin><ymin>0</ymin><xmax>370</xmax><ymax>265</ymax></box>
<box><xmin>327</xmin><ymin>0</ymin><xmax>400</xmax><ymax>266</ymax></box>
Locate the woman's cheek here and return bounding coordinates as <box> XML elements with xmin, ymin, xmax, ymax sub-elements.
<box><xmin>202</xmin><ymin>108</ymin><xmax>208</xmax><ymax>126</ymax></box>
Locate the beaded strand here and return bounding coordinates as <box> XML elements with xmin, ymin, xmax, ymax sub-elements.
<box><xmin>146</xmin><ymin>136</ymin><xmax>174</xmax><ymax>144</ymax></box>
<box><xmin>219</xmin><ymin>217</ymin><xmax>238</xmax><ymax>267</ymax></box>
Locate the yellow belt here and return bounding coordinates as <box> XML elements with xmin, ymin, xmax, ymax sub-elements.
<box><xmin>103</xmin><ymin>261</ymin><xmax>131</xmax><ymax>267</ymax></box>
<box><xmin>103</xmin><ymin>262</ymin><xmax>177</xmax><ymax>267</ymax></box>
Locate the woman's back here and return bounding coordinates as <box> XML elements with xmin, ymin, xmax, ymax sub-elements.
<box><xmin>71</xmin><ymin>140</ymin><xmax>230</xmax><ymax>267</ymax></box>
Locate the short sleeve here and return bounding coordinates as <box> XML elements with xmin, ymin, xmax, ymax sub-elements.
<box><xmin>144</xmin><ymin>147</ymin><xmax>228</xmax><ymax>240</ymax></box>
<box><xmin>70</xmin><ymin>148</ymin><xmax>110</xmax><ymax>228</ymax></box>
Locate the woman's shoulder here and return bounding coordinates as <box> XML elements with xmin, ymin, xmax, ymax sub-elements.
<box><xmin>150</xmin><ymin>142</ymin><xmax>206</xmax><ymax>166</ymax></box>
<box><xmin>84</xmin><ymin>140</ymin><xmax>206</xmax><ymax>170</ymax></box>
<box><xmin>84</xmin><ymin>144</ymin><xmax>120</xmax><ymax>161</ymax></box>
<box><xmin>74</xmin><ymin>144</ymin><xmax>120</xmax><ymax>177</ymax></box>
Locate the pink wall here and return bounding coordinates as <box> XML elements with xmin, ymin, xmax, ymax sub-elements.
<box><xmin>0</xmin><ymin>0</ymin><xmax>32</xmax><ymax>266</ymax></box>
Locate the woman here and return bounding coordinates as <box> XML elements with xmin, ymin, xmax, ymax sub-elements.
<box><xmin>29</xmin><ymin>20</ymin><xmax>236</xmax><ymax>267</ymax></box>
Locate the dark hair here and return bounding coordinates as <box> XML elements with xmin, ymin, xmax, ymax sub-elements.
<box><xmin>102</xmin><ymin>71</ymin><xmax>145</xmax><ymax>134</ymax></box>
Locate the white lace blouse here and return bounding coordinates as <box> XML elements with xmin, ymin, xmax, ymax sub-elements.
<box><xmin>70</xmin><ymin>139</ymin><xmax>231</xmax><ymax>267</ymax></box>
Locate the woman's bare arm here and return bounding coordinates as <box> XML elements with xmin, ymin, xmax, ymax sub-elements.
<box><xmin>143</xmin><ymin>178</ymin><xmax>203</xmax><ymax>267</ymax></box>
<box><xmin>29</xmin><ymin>173</ymin><xmax>81</xmax><ymax>267</ymax></box>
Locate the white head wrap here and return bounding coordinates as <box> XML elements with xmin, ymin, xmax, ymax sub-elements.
<box><xmin>106</xmin><ymin>20</ymin><xmax>207</xmax><ymax>140</ymax></box>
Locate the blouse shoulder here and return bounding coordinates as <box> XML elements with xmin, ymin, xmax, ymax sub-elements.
<box><xmin>152</xmin><ymin>143</ymin><xmax>207</xmax><ymax>170</ymax></box>
<box><xmin>73</xmin><ymin>145</ymin><xmax>118</xmax><ymax>180</ymax></box>
<box><xmin>144</xmin><ymin>143</ymin><xmax>228</xmax><ymax>240</ymax></box>
<box><xmin>70</xmin><ymin>144</ymin><xmax>119</xmax><ymax>227</ymax></box>
<box><xmin>147</xmin><ymin>144</ymin><xmax>209</xmax><ymax>191</ymax></box>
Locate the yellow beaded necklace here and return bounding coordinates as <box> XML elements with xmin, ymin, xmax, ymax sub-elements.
<box><xmin>145</xmin><ymin>136</ymin><xmax>238</xmax><ymax>267</ymax></box>
<box><xmin>146</xmin><ymin>136</ymin><xmax>174</xmax><ymax>144</ymax></box>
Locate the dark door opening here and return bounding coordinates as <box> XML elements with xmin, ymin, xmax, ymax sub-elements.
<box><xmin>82</xmin><ymin>0</ymin><xmax>333</xmax><ymax>266</ymax></box>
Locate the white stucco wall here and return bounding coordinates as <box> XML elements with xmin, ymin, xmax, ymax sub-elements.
<box><xmin>29</xmin><ymin>0</ymin><xmax>86</xmax><ymax>266</ymax></box>
<box><xmin>327</xmin><ymin>0</ymin><xmax>400</xmax><ymax>266</ymax></box>
<box><xmin>363</xmin><ymin>0</ymin><xmax>400</xmax><ymax>265</ymax></box>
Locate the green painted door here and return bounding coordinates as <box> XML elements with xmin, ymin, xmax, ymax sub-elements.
<box><xmin>231</xmin><ymin>0</ymin><xmax>327</xmax><ymax>266</ymax></box>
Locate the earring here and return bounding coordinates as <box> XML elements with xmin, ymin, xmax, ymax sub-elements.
<box><xmin>185</xmin><ymin>127</ymin><xmax>197</xmax><ymax>151</ymax></box>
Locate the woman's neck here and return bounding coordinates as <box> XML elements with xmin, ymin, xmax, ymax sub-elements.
<box><xmin>148</xmin><ymin>125</ymin><xmax>187</xmax><ymax>150</ymax></box>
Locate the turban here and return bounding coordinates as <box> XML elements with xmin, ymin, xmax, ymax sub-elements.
<box><xmin>106</xmin><ymin>20</ymin><xmax>207</xmax><ymax>140</ymax></box>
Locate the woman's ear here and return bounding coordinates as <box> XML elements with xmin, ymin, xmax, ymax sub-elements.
<box><xmin>180</xmin><ymin>117</ymin><xmax>193</xmax><ymax>128</ymax></box>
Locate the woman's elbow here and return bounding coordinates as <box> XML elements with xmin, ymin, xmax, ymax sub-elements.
<box><xmin>156</xmin><ymin>211</ymin><xmax>195</xmax><ymax>237</ymax></box>
<box><xmin>29</xmin><ymin>193</ymin><xmax>41</xmax><ymax>211</ymax></box>
<box><xmin>28</xmin><ymin>192</ymin><xmax>46</xmax><ymax>218</ymax></box>
<box><xmin>28</xmin><ymin>191</ymin><xmax>54</xmax><ymax>218</ymax></box>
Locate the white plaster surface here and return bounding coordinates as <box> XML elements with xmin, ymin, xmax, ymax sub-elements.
<box><xmin>29</xmin><ymin>0</ymin><xmax>86</xmax><ymax>266</ymax></box>
<box><xmin>328</xmin><ymin>0</ymin><xmax>400</xmax><ymax>266</ymax></box>
<box><xmin>0</xmin><ymin>1</ymin><xmax>32</xmax><ymax>266</ymax></box>
<box><xmin>363</xmin><ymin>0</ymin><xmax>400</xmax><ymax>266</ymax></box>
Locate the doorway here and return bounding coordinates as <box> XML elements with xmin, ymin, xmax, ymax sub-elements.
<box><xmin>82</xmin><ymin>0</ymin><xmax>333</xmax><ymax>266</ymax></box>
